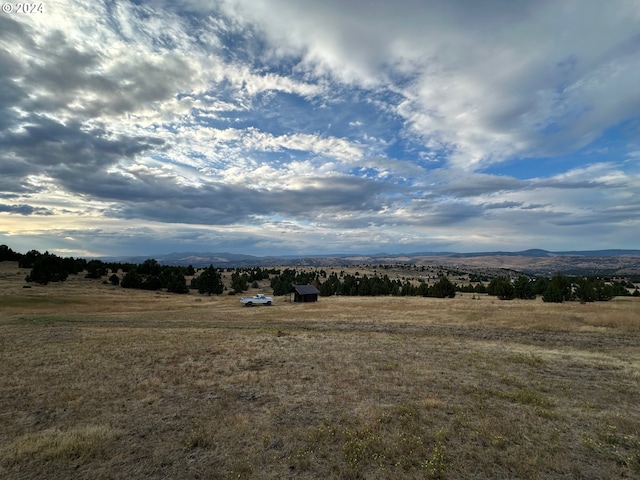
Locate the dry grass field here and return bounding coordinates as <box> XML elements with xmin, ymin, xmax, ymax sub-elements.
<box><xmin>1</xmin><ymin>261</ymin><xmax>639</xmax><ymax>479</ymax></box>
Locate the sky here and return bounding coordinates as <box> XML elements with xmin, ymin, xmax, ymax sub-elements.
<box><xmin>1</xmin><ymin>0</ymin><xmax>639</xmax><ymax>258</ymax></box>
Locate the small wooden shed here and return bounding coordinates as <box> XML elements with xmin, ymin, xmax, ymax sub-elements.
<box><xmin>290</xmin><ymin>284</ymin><xmax>320</xmax><ymax>303</ymax></box>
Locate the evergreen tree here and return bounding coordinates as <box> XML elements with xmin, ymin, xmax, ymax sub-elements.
<box><xmin>574</xmin><ymin>277</ymin><xmax>598</xmax><ymax>302</ymax></box>
<box><xmin>416</xmin><ymin>281</ymin><xmax>429</xmax><ymax>297</ymax></box>
<box><xmin>318</xmin><ymin>272</ymin><xmax>340</xmax><ymax>296</ymax></box>
<box><xmin>139</xmin><ymin>259</ymin><xmax>162</xmax><ymax>276</ymax></box>
<box><xmin>474</xmin><ymin>283</ymin><xmax>487</xmax><ymax>294</ymax></box>
<box><xmin>458</xmin><ymin>283</ymin><xmax>476</xmax><ymax>293</ymax></box>
<box><xmin>270</xmin><ymin>277</ymin><xmax>286</xmax><ymax>296</ymax></box>
<box><xmin>121</xmin><ymin>270</ymin><xmax>143</xmax><ymax>289</ymax></box>
<box><xmin>542</xmin><ymin>274</ymin><xmax>571</xmax><ymax>303</ymax></box>
<box><xmin>85</xmin><ymin>259</ymin><xmax>107</xmax><ymax>279</ymax></box>
<box><xmin>166</xmin><ymin>272</ymin><xmax>189</xmax><ymax>294</ymax></box>
<box><xmin>0</xmin><ymin>244</ymin><xmax>21</xmax><ymax>262</ymax></box>
<box><xmin>19</xmin><ymin>249</ymin><xmax>42</xmax><ymax>268</ymax></box>
<box><xmin>142</xmin><ymin>275</ymin><xmax>163</xmax><ymax>290</ymax></box>
<box><xmin>231</xmin><ymin>272</ymin><xmax>249</xmax><ymax>292</ymax></box>
<box><xmin>63</xmin><ymin>257</ymin><xmax>85</xmax><ymax>275</ymax></box>
<box><xmin>192</xmin><ymin>265</ymin><xmax>223</xmax><ymax>295</ymax></box>
<box><xmin>26</xmin><ymin>252</ymin><xmax>68</xmax><ymax>285</ymax></box>
<box><xmin>531</xmin><ymin>277</ymin><xmax>550</xmax><ymax>296</ymax></box>
<box><xmin>429</xmin><ymin>276</ymin><xmax>456</xmax><ymax>298</ymax></box>
<box><xmin>513</xmin><ymin>275</ymin><xmax>536</xmax><ymax>299</ymax></box>
<box><xmin>487</xmin><ymin>277</ymin><xmax>515</xmax><ymax>300</ymax></box>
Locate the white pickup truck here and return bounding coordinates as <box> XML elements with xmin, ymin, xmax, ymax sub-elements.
<box><xmin>240</xmin><ymin>294</ymin><xmax>273</xmax><ymax>307</ymax></box>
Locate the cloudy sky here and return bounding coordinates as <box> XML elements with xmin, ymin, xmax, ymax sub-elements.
<box><xmin>1</xmin><ymin>0</ymin><xmax>639</xmax><ymax>257</ymax></box>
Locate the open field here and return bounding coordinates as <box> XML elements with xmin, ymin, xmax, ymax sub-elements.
<box><xmin>1</xmin><ymin>262</ymin><xmax>639</xmax><ymax>479</ymax></box>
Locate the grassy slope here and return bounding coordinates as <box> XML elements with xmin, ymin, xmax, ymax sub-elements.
<box><xmin>0</xmin><ymin>262</ymin><xmax>639</xmax><ymax>479</ymax></box>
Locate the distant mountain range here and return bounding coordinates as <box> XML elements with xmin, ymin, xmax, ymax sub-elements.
<box><xmin>102</xmin><ymin>249</ymin><xmax>640</xmax><ymax>275</ymax></box>
<box><xmin>447</xmin><ymin>249</ymin><xmax>640</xmax><ymax>258</ymax></box>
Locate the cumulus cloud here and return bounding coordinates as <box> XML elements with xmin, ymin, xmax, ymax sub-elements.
<box><xmin>1</xmin><ymin>0</ymin><xmax>639</xmax><ymax>256</ymax></box>
<box><xmin>218</xmin><ymin>0</ymin><xmax>640</xmax><ymax>168</ymax></box>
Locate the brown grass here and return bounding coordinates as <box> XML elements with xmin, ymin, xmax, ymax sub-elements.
<box><xmin>1</xmin><ymin>262</ymin><xmax>639</xmax><ymax>479</ymax></box>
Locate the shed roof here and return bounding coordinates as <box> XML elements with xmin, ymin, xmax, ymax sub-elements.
<box><xmin>291</xmin><ymin>284</ymin><xmax>320</xmax><ymax>295</ymax></box>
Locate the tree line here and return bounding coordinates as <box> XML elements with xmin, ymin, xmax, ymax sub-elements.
<box><xmin>267</xmin><ymin>268</ymin><xmax>636</xmax><ymax>302</ymax></box>
<box><xmin>2</xmin><ymin>245</ymin><xmax>273</xmax><ymax>296</ymax></box>
<box><xmin>485</xmin><ymin>274</ymin><xmax>635</xmax><ymax>302</ymax></box>
<box><xmin>2</xmin><ymin>245</ymin><xmax>637</xmax><ymax>301</ymax></box>
<box><xmin>270</xmin><ymin>268</ymin><xmax>457</xmax><ymax>298</ymax></box>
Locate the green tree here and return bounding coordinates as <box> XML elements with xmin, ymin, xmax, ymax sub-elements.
<box><xmin>26</xmin><ymin>252</ymin><xmax>68</xmax><ymax>285</ymax></box>
<box><xmin>270</xmin><ymin>276</ymin><xmax>286</xmax><ymax>296</ymax></box>
<box><xmin>192</xmin><ymin>265</ymin><xmax>223</xmax><ymax>295</ymax></box>
<box><xmin>139</xmin><ymin>259</ymin><xmax>162</xmax><ymax>276</ymax></box>
<box><xmin>121</xmin><ymin>270</ymin><xmax>143</xmax><ymax>289</ymax></box>
<box><xmin>429</xmin><ymin>276</ymin><xmax>456</xmax><ymax>298</ymax></box>
<box><xmin>0</xmin><ymin>244</ymin><xmax>21</xmax><ymax>262</ymax></box>
<box><xmin>63</xmin><ymin>257</ymin><xmax>85</xmax><ymax>274</ymax></box>
<box><xmin>270</xmin><ymin>269</ymin><xmax>298</xmax><ymax>296</ymax></box>
<box><xmin>531</xmin><ymin>277</ymin><xmax>550</xmax><ymax>296</ymax></box>
<box><xmin>142</xmin><ymin>275</ymin><xmax>163</xmax><ymax>290</ymax></box>
<box><xmin>487</xmin><ymin>277</ymin><xmax>515</xmax><ymax>300</ymax></box>
<box><xmin>458</xmin><ymin>283</ymin><xmax>476</xmax><ymax>293</ymax></box>
<box><xmin>513</xmin><ymin>275</ymin><xmax>536</xmax><ymax>299</ymax></box>
<box><xmin>85</xmin><ymin>259</ymin><xmax>108</xmax><ymax>279</ymax></box>
<box><xmin>318</xmin><ymin>272</ymin><xmax>341</xmax><ymax>296</ymax></box>
<box><xmin>109</xmin><ymin>274</ymin><xmax>120</xmax><ymax>286</ymax></box>
<box><xmin>604</xmin><ymin>282</ymin><xmax>630</xmax><ymax>299</ymax></box>
<box><xmin>474</xmin><ymin>283</ymin><xmax>487</xmax><ymax>294</ymax></box>
<box><xmin>400</xmin><ymin>280</ymin><xmax>416</xmax><ymax>296</ymax></box>
<box><xmin>231</xmin><ymin>272</ymin><xmax>249</xmax><ymax>293</ymax></box>
<box><xmin>166</xmin><ymin>273</ymin><xmax>189</xmax><ymax>294</ymax></box>
<box><xmin>542</xmin><ymin>274</ymin><xmax>571</xmax><ymax>303</ymax></box>
<box><xmin>19</xmin><ymin>249</ymin><xmax>42</xmax><ymax>269</ymax></box>
<box><xmin>574</xmin><ymin>277</ymin><xmax>598</xmax><ymax>302</ymax></box>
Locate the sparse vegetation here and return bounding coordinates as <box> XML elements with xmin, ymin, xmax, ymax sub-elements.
<box><xmin>1</xmin><ymin>260</ymin><xmax>639</xmax><ymax>479</ymax></box>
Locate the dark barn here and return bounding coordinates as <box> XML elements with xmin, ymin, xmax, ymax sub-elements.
<box><xmin>290</xmin><ymin>284</ymin><xmax>320</xmax><ymax>303</ymax></box>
